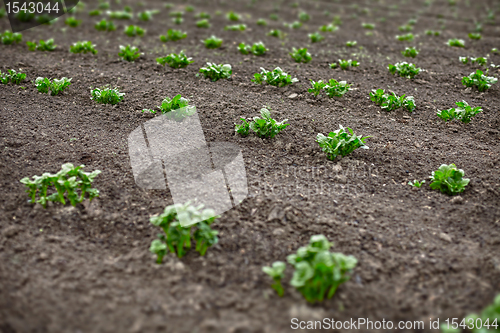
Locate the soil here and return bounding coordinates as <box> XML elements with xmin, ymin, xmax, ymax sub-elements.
<box><xmin>1</xmin><ymin>0</ymin><xmax>500</xmax><ymax>332</ymax></box>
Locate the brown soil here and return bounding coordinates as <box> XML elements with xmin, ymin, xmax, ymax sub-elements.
<box><xmin>1</xmin><ymin>0</ymin><xmax>500</xmax><ymax>332</ymax></box>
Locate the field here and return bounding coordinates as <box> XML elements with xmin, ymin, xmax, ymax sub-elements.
<box><xmin>1</xmin><ymin>0</ymin><xmax>500</xmax><ymax>332</ymax></box>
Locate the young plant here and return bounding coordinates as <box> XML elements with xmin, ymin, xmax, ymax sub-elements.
<box><xmin>447</xmin><ymin>38</ymin><xmax>465</xmax><ymax>47</ymax></box>
<box><xmin>124</xmin><ymin>25</ymin><xmax>145</xmax><ymax>37</ymax></box>
<box><xmin>286</xmin><ymin>235</ymin><xmax>357</xmax><ymax>302</ymax></box>
<box><xmin>65</xmin><ymin>16</ymin><xmax>82</xmax><ymax>27</ymax></box>
<box><xmin>225</xmin><ymin>24</ymin><xmax>247</xmax><ymax>31</ymax></box>
<box><xmin>27</xmin><ymin>39</ymin><xmax>57</xmax><ymax>51</ymax></box>
<box><xmin>289</xmin><ymin>47</ymin><xmax>312</xmax><ymax>63</ymax></box>
<box><xmin>308</xmin><ymin>80</ymin><xmax>327</xmax><ymax>97</ymax></box>
<box><xmin>468</xmin><ymin>33</ymin><xmax>481</xmax><ymax>40</ymax></box>
<box><xmin>399</xmin><ymin>24</ymin><xmax>413</xmax><ymax>32</ymax></box>
<box><xmin>319</xmin><ymin>23</ymin><xmax>338</xmax><ymax>32</ymax></box>
<box><xmin>158</xmin><ymin>94</ymin><xmax>190</xmax><ymax>113</ymax></box>
<box><xmin>388</xmin><ymin>62</ymin><xmax>422</xmax><ymax>79</ymax></box>
<box><xmin>34</xmin><ymin>77</ymin><xmax>72</xmax><ymax>96</ymax></box>
<box><xmin>202</xmin><ymin>35</ymin><xmax>223</xmax><ymax>49</ymax></box>
<box><xmin>107</xmin><ymin>10</ymin><xmax>132</xmax><ymax>19</ymax></box>
<box><xmin>95</xmin><ymin>19</ymin><xmax>116</xmax><ymax>31</ymax></box>
<box><xmin>90</xmin><ymin>86</ymin><xmax>125</xmax><ymax>104</ymax></box>
<box><xmin>267</xmin><ymin>29</ymin><xmax>285</xmax><ymax>39</ymax></box>
<box><xmin>89</xmin><ymin>9</ymin><xmax>101</xmax><ymax>16</ymax></box>
<box><xmin>324</xmin><ymin>79</ymin><xmax>351</xmax><ymax>98</ymax></box>
<box><xmin>156</xmin><ymin>51</ymin><xmax>194</xmax><ymax>69</ymax></box>
<box><xmin>226</xmin><ymin>10</ymin><xmax>241</xmax><ymax>21</ymax></box>
<box><xmin>196</xmin><ymin>19</ymin><xmax>211</xmax><ymax>28</ymax></box>
<box><xmin>70</xmin><ymin>41</ymin><xmax>98</xmax><ymax>55</ymax></box>
<box><xmin>247</xmin><ymin>107</ymin><xmax>289</xmax><ymax>139</ymax></box>
<box><xmin>196</xmin><ymin>12</ymin><xmax>211</xmax><ymax>19</ymax></box>
<box><xmin>461</xmin><ymin>69</ymin><xmax>498</xmax><ymax>92</ymax></box>
<box><xmin>252</xmin><ymin>67</ymin><xmax>298</xmax><ymax>87</ymax></box>
<box><xmin>429</xmin><ymin>164</ymin><xmax>469</xmax><ymax>196</ymax></box>
<box><xmin>0</xmin><ymin>69</ymin><xmax>26</xmax><ymax>85</ymax></box>
<box><xmin>1</xmin><ymin>31</ymin><xmax>23</xmax><ymax>45</ymax></box>
<box><xmin>256</xmin><ymin>18</ymin><xmax>267</xmax><ymax>26</ymax></box>
<box><xmin>362</xmin><ymin>22</ymin><xmax>375</xmax><ymax>29</ymax></box>
<box><xmin>172</xmin><ymin>17</ymin><xmax>183</xmax><ymax>24</ymax></box>
<box><xmin>308</xmin><ymin>32</ymin><xmax>324</xmax><ymax>43</ymax></box>
<box><xmin>298</xmin><ymin>11</ymin><xmax>310</xmax><ymax>22</ymax></box>
<box><xmin>262</xmin><ymin>262</ymin><xmax>286</xmax><ymax>297</ymax></box>
<box><xmin>470</xmin><ymin>57</ymin><xmax>487</xmax><ymax>66</ymax></box>
<box><xmin>369</xmin><ymin>89</ymin><xmax>416</xmax><ymax>112</ymax></box>
<box><xmin>20</xmin><ymin>163</ymin><xmax>101</xmax><ymax>209</ymax></box>
<box><xmin>336</xmin><ymin>59</ymin><xmax>359</xmax><ymax>70</ymax></box>
<box><xmin>425</xmin><ymin>30</ymin><xmax>440</xmax><ymax>36</ymax></box>
<box><xmin>238</xmin><ymin>42</ymin><xmax>268</xmax><ymax>56</ymax></box>
<box><xmin>235</xmin><ymin>118</ymin><xmax>250</xmax><ymax>136</ymax></box>
<box><xmin>346</xmin><ymin>40</ymin><xmax>357</xmax><ymax>47</ymax></box>
<box><xmin>316</xmin><ymin>125</ymin><xmax>370</xmax><ymax>160</ymax></box>
<box><xmin>401</xmin><ymin>47</ymin><xmax>419</xmax><ymax>58</ymax></box>
<box><xmin>160</xmin><ymin>29</ymin><xmax>187</xmax><ymax>42</ymax></box>
<box><xmin>396</xmin><ymin>33</ymin><xmax>414</xmax><ymax>41</ymax></box>
<box><xmin>149</xmin><ymin>202</ymin><xmax>219</xmax><ymax>261</ymax></box>
<box><xmin>269</xmin><ymin>14</ymin><xmax>278</xmax><ymax>21</ymax></box>
<box><xmin>408</xmin><ymin>180</ymin><xmax>425</xmax><ymax>188</ymax></box>
<box><xmin>138</xmin><ymin>10</ymin><xmax>155</xmax><ymax>21</ymax></box>
<box><xmin>437</xmin><ymin>101</ymin><xmax>482</xmax><ymax>123</ymax></box>
<box><xmin>199</xmin><ymin>63</ymin><xmax>232</xmax><ymax>81</ymax></box>
<box><xmin>118</xmin><ymin>45</ymin><xmax>142</xmax><ymax>62</ymax></box>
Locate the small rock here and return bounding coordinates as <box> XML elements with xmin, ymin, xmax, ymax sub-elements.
<box><xmin>333</xmin><ymin>174</ymin><xmax>347</xmax><ymax>184</ymax></box>
<box><xmin>39</xmin><ymin>252</ymin><xmax>49</xmax><ymax>260</ymax></box>
<box><xmin>2</xmin><ymin>225</ymin><xmax>22</xmax><ymax>238</ymax></box>
<box><xmin>273</xmin><ymin>228</ymin><xmax>285</xmax><ymax>236</ymax></box>
<box><xmin>173</xmin><ymin>261</ymin><xmax>185</xmax><ymax>271</ymax></box>
<box><xmin>450</xmin><ymin>196</ymin><xmax>463</xmax><ymax>205</ymax></box>
<box><xmin>439</xmin><ymin>232</ymin><xmax>452</xmax><ymax>243</ymax></box>
<box><xmin>414</xmin><ymin>142</ymin><xmax>421</xmax><ymax>148</ymax></box>
<box><xmin>288</xmin><ymin>93</ymin><xmax>298</xmax><ymax>99</ymax></box>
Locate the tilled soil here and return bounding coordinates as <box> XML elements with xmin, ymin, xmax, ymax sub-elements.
<box><xmin>1</xmin><ymin>0</ymin><xmax>500</xmax><ymax>332</ymax></box>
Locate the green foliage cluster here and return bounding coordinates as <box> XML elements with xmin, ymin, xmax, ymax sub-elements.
<box><xmin>160</xmin><ymin>29</ymin><xmax>187</xmax><ymax>42</ymax></box>
<box><xmin>429</xmin><ymin>164</ymin><xmax>469</xmax><ymax>195</ymax></box>
<box><xmin>95</xmin><ymin>19</ymin><xmax>116</xmax><ymax>31</ymax></box>
<box><xmin>370</xmin><ymin>88</ymin><xmax>416</xmax><ymax>112</ymax></box>
<box><xmin>196</xmin><ymin>19</ymin><xmax>211</xmax><ymax>28</ymax></box>
<box><xmin>462</xmin><ymin>69</ymin><xmax>498</xmax><ymax>91</ymax></box>
<box><xmin>65</xmin><ymin>16</ymin><xmax>82</xmax><ymax>27</ymax></box>
<box><xmin>460</xmin><ymin>56</ymin><xmax>487</xmax><ymax>66</ymax></box>
<box><xmin>448</xmin><ymin>38</ymin><xmax>465</xmax><ymax>47</ymax></box>
<box><xmin>290</xmin><ymin>47</ymin><xmax>312</xmax><ymax>63</ymax></box>
<box><xmin>238</xmin><ymin>42</ymin><xmax>268</xmax><ymax>56</ymax></box>
<box><xmin>27</xmin><ymin>39</ymin><xmax>56</xmax><ymax>51</ymax></box>
<box><xmin>401</xmin><ymin>47</ymin><xmax>419</xmax><ymax>58</ymax></box>
<box><xmin>362</xmin><ymin>22</ymin><xmax>375</xmax><ymax>29</ymax></box>
<box><xmin>425</xmin><ymin>30</ymin><xmax>441</xmax><ymax>36</ymax></box>
<box><xmin>150</xmin><ymin>202</ymin><xmax>219</xmax><ymax>262</ymax></box>
<box><xmin>107</xmin><ymin>10</ymin><xmax>132</xmax><ymax>19</ymax></box>
<box><xmin>1</xmin><ymin>31</ymin><xmax>23</xmax><ymax>45</ymax></box>
<box><xmin>202</xmin><ymin>35</ymin><xmax>223</xmax><ymax>48</ymax></box>
<box><xmin>323</xmin><ymin>79</ymin><xmax>352</xmax><ymax>98</ymax></box>
<box><xmin>20</xmin><ymin>163</ymin><xmax>101</xmax><ymax>208</ymax></box>
<box><xmin>396</xmin><ymin>33</ymin><xmax>414</xmax><ymax>41</ymax></box>
<box><xmin>235</xmin><ymin>107</ymin><xmax>289</xmax><ymax>138</ymax></box>
<box><xmin>90</xmin><ymin>86</ymin><xmax>125</xmax><ymax>104</ymax></box>
<box><xmin>256</xmin><ymin>18</ymin><xmax>267</xmax><ymax>26</ymax></box>
<box><xmin>308</xmin><ymin>32</ymin><xmax>324</xmax><ymax>43</ymax></box>
<box><xmin>199</xmin><ymin>63</ymin><xmax>232</xmax><ymax>81</ymax></box>
<box><xmin>124</xmin><ymin>25</ymin><xmax>145</xmax><ymax>37</ymax></box>
<box><xmin>468</xmin><ymin>33</ymin><xmax>481</xmax><ymax>40</ymax></box>
<box><xmin>226</xmin><ymin>10</ymin><xmax>241</xmax><ymax>21</ymax></box>
<box><xmin>156</xmin><ymin>51</ymin><xmax>194</xmax><ymax>68</ymax></box>
<box><xmin>388</xmin><ymin>62</ymin><xmax>422</xmax><ymax>79</ymax></box>
<box><xmin>118</xmin><ymin>45</ymin><xmax>142</xmax><ymax>62</ymax></box>
<box><xmin>345</xmin><ymin>40</ymin><xmax>357</xmax><ymax>47</ymax></box>
<box><xmin>319</xmin><ymin>23</ymin><xmax>338</xmax><ymax>32</ymax></box>
<box><xmin>408</xmin><ymin>180</ymin><xmax>425</xmax><ymax>188</ymax></box>
<box><xmin>225</xmin><ymin>24</ymin><xmax>247</xmax><ymax>31</ymax></box>
<box><xmin>330</xmin><ymin>59</ymin><xmax>359</xmax><ymax>70</ymax></box>
<box><xmin>70</xmin><ymin>41</ymin><xmax>98</xmax><ymax>55</ymax></box>
<box><xmin>316</xmin><ymin>125</ymin><xmax>370</xmax><ymax>160</ymax></box>
<box><xmin>158</xmin><ymin>94</ymin><xmax>191</xmax><ymax>113</ymax></box>
<box><xmin>252</xmin><ymin>67</ymin><xmax>298</xmax><ymax>87</ymax></box>
<box><xmin>267</xmin><ymin>29</ymin><xmax>285</xmax><ymax>39</ymax></box>
<box><xmin>437</xmin><ymin>101</ymin><xmax>482</xmax><ymax>123</ymax></box>
<box><xmin>0</xmin><ymin>69</ymin><xmax>26</xmax><ymax>85</ymax></box>
<box><xmin>34</xmin><ymin>77</ymin><xmax>72</xmax><ymax>95</ymax></box>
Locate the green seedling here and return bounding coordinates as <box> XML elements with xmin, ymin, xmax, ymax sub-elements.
<box><xmin>346</xmin><ymin>40</ymin><xmax>357</xmax><ymax>47</ymax></box>
<box><xmin>244</xmin><ymin>107</ymin><xmax>289</xmax><ymax>138</ymax></box>
<box><xmin>252</xmin><ymin>67</ymin><xmax>298</xmax><ymax>87</ymax></box>
<box><xmin>158</xmin><ymin>94</ymin><xmax>190</xmax><ymax>113</ymax></box>
<box><xmin>492</xmin><ymin>48</ymin><xmax>499</xmax><ymax>54</ymax></box>
<box><xmin>196</xmin><ymin>12</ymin><xmax>211</xmax><ymax>19</ymax></box>
<box><xmin>256</xmin><ymin>18</ymin><xmax>267</xmax><ymax>26</ymax></box>
<box><xmin>308</xmin><ymin>80</ymin><xmax>327</xmax><ymax>97</ymax></box>
<box><xmin>70</xmin><ymin>41</ymin><xmax>98</xmax><ymax>54</ymax></box>
<box><xmin>408</xmin><ymin>180</ymin><xmax>425</xmax><ymax>188</ymax></box>
<box><xmin>36</xmin><ymin>14</ymin><xmax>56</xmax><ymax>25</ymax></box>
<box><xmin>90</xmin><ymin>86</ymin><xmax>125</xmax><ymax>104</ymax></box>
<box><xmin>225</xmin><ymin>24</ymin><xmax>247</xmax><ymax>31</ymax></box>
<box><xmin>362</xmin><ymin>22</ymin><xmax>375</xmax><ymax>29</ymax></box>
<box><xmin>27</xmin><ymin>39</ymin><xmax>57</xmax><ymax>51</ymax></box>
<box><xmin>1</xmin><ymin>31</ymin><xmax>23</xmax><ymax>45</ymax></box>
<box><xmin>298</xmin><ymin>11</ymin><xmax>310</xmax><ymax>22</ymax></box>
<box><xmin>0</xmin><ymin>69</ymin><xmax>26</xmax><ymax>85</ymax></box>
<box><xmin>336</xmin><ymin>59</ymin><xmax>359</xmax><ymax>70</ymax></box>
<box><xmin>65</xmin><ymin>16</ymin><xmax>82</xmax><ymax>27</ymax></box>
<box><xmin>425</xmin><ymin>30</ymin><xmax>440</xmax><ymax>36</ymax></box>
<box><xmin>319</xmin><ymin>23</ymin><xmax>338</xmax><ymax>32</ymax></box>
<box><xmin>124</xmin><ymin>25</ymin><xmax>145</xmax><ymax>37</ymax></box>
<box><xmin>262</xmin><ymin>262</ymin><xmax>286</xmax><ymax>297</ymax></box>
<box><xmin>429</xmin><ymin>164</ymin><xmax>469</xmax><ymax>196</ymax></box>
<box><xmin>437</xmin><ymin>100</ymin><xmax>482</xmax><ymax>123</ymax></box>
<box><xmin>118</xmin><ymin>45</ymin><xmax>142</xmax><ymax>62</ymax></box>
<box><xmin>238</xmin><ymin>42</ymin><xmax>268</xmax><ymax>56</ymax></box>
<box><xmin>185</xmin><ymin>5</ymin><xmax>194</xmax><ymax>12</ymax></box>
<box><xmin>462</xmin><ymin>69</ymin><xmax>498</xmax><ymax>91</ymax></box>
<box><xmin>454</xmin><ymin>294</ymin><xmax>500</xmax><ymax>333</ymax></box>
<box><xmin>284</xmin><ymin>21</ymin><xmax>302</xmax><ymax>29</ymax></box>
<box><xmin>160</xmin><ymin>29</ymin><xmax>187</xmax><ymax>42</ymax></box>
<box><xmin>289</xmin><ymin>47</ymin><xmax>312</xmax><ymax>63</ymax></box>
<box><xmin>316</xmin><ymin>125</ymin><xmax>370</xmax><ymax>160</ymax></box>
<box><xmin>34</xmin><ymin>77</ymin><xmax>72</xmax><ymax>96</ymax></box>
<box><xmin>269</xmin><ymin>14</ymin><xmax>278</xmax><ymax>21</ymax></box>
<box><xmin>396</xmin><ymin>33</ymin><xmax>414</xmax><ymax>41</ymax></box>
<box><xmin>324</xmin><ymin>79</ymin><xmax>351</xmax><ymax>98</ymax></box>
<box><xmin>16</xmin><ymin>10</ymin><xmax>34</xmax><ymax>22</ymax></box>
<box><xmin>267</xmin><ymin>29</ymin><xmax>285</xmax><ymax>39</ymax></box>
<box><xmin>199</xmin><ymin>63</ymin><xmax>232</xmax><ymax>81</ymax></box>
<box><xmin>459</xmin><ymin>56</ymin><xmax>469</xmax><ymax>64</ymax></box>
<box><xmin>202</xmin><ymin>35</ymin><xmax>223</xmax><ymax>49</ymax></box>
<box><xmin>285</xmin><ymin>235</ymin><xmax>357</xmax><ymax>302</ymax></box>
<box><xmin>138</xmin><ymin>10</ymin><xmax>156</xmax><ymax>21</ymax></box>
<box><xmin>468</xmin><ymin>33</ymin><xmax>481</xmax><ymax>40</ymax></box>
<box><xmin>99</xmin><ymin>1</ymin><xmax>110</xmax><ymax>10</ymax></box>
<box><xmin>169</xmin><ymin>11</ymin><xmax>184</xmax><ymax>18</ymax></box>
<box><xmin>89</xmin><ymin>9</ymin><xmax>101</xmax><ymax>16</ymax></box>
<box><xmin>227</xmin><ymin>10</ymin><xmax>241</xmax><ymax>21</ymax></box>
<box><xmin>402</xmin><ymin>47</ymin><xmax>419</xmax><ymax>58</ymax></box>
<box><xmin>470</xmin><ymin>57</ymin><xmax>487</xmax><ymax>66</ymax></box>
<box><xmin>157</xmin><ymin>51</ymin><xmax>194</xmax><ymax>69</ymax></box>
<box><xmin>107</xmin><ymin>10</ymin><xmax>132</xmax><ymax>19</ymax></box>
<box><xmin>150</xmin><ymin>202</ymin><xmax>219</xmax><ymax>261</ymax></box>
<box><xmin>235</xmin><ymin>118</ymin><xmax>250</xmax><ymax>136</ymax></box>
<box><xmin>388</xmin><ymin>62</ymin><xmax>422</xmax><ymax>79</ymax></box>
<box><xmin>448</xmin><ymin>38</ymin><xmax>465</xmax><ymax>47</ymax></box>
<box><xmin>369</xmin><ymin>88</ymin><xmax>415</xmax><ymax>112</ymax></box>
<box><xmin>95</xmin><ymin>19</ymin><xmax>116</xmax><ymax>31</ymax></box>
<box><xmin>196</xmin><ymin>19</ymin><xmax>211</xmax><ymax>28</ymax></box>
<box><xmin>309</xmin><ymin>32</ymin><xmax>324</xmax><ymax>43</ymax></box>
<box><xmin>20</xmin><ymin>163</ymin><xmax>101</xmax><ymax>208</ymax></box>
<box><xmin>398</xmin><ymin>24</ymin><xmax>413</xmax><ymax>32</ymax></box>
<box><xmin>172</xmin><ymin>17</ymin><xmax>183</xmax><ymax>24</ymax></box>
